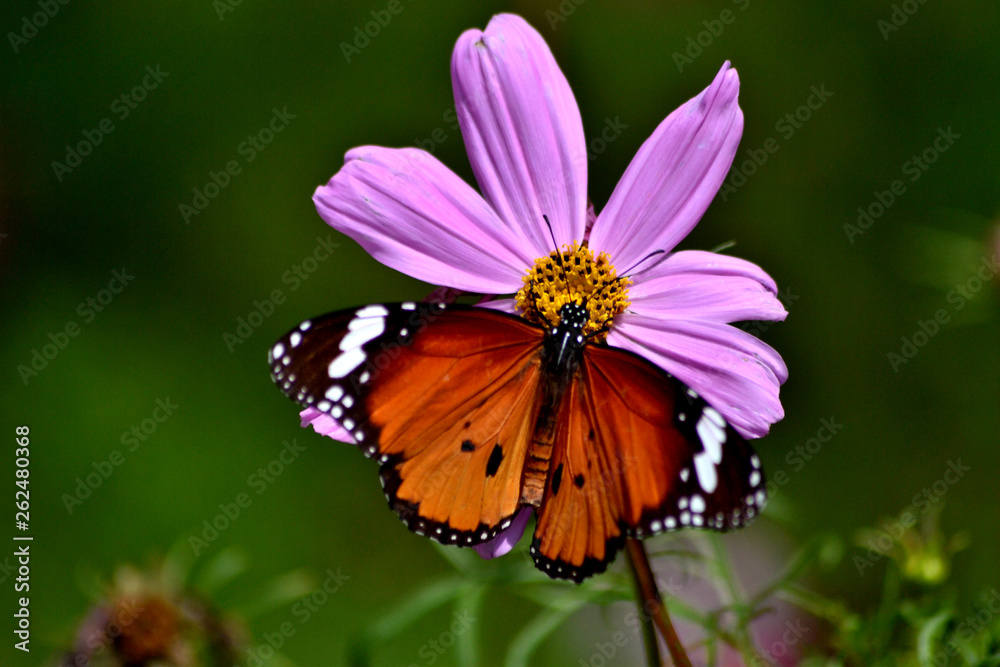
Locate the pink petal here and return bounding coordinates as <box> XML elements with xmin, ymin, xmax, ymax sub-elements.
<box><xmin>452</xmin><ymin>14</ymin><xmax>587</xmax><ymax>255</ymax></box>
<box><xmin>629</xmin><ymin>250</ymin><xmax>787</xmax><ymax>323</ymax></box>
<box><xmin>474</xmin><ymin>297</ymin><xmax>519</xmax><ymax>314</ymax></box>
<box><xmin>590</xmin><ymin>62</ymin><xmax>743</xmax><ymax>269</ymax></box>
<box><xmin>609</xmin><ymin>315</ymin><xmax>787</xmax><ymax>439</ymax></box>
<box><xmin>300</xmin><ymin>407</ymin><xmax>356</xmax><ymax>445</ymax></box>
<box><xmin>474</xmin><ymin>507</ymin><xmax>533</xmax><ymax>559</ymax></box>
<box><xmin>314</xmin><ymin>146</ymin><xmax>532</xmax><ymax>294</ymax></box>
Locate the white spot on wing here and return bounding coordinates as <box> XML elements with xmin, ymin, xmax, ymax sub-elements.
<box><xmin>696</xmin><ymin>414</ymin><xmax>725</xmax><ymax>464</ymax></box>
<box><xmin>704</xmin><ymin>406</ymin><xmax>726</xmax><ymax>429</ymax></box>
<box><xmin>694</xmin><ymin>454</ymin><xmax>719</xmax><ymax>494</ymax></box>
<box><xmin>328</xmin><ymin>348</ymin><xmax>365</xmax><ymax>378</ymax></box>
<box><xmin>693</xmin><ymin>407</ymin><xmax>726</xmax><ymax>494</ymax></box>
<box><xmin>356</xmin><ymin>304</ymin><xmax>390</xmax><ymax>318</ymax></box>
<box><xmin>290</xmin><ymin>332</ymin><xmax>302</xmax><ymax>348</ymax></box>
<box><xmin>690</xmin><ymin>494</ymin><xmax>706</xmax><ymax>514</ymax></box>
<box><xmin>341</xmin><ymin>318</ymin><xmax>385</xmax><ymax>350</ymax></box>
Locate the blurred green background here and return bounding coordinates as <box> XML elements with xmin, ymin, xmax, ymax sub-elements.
<box><xmin>2</xmin><ymin>0</ymin><xmax>998</xmax><ymax>664</ymax></box>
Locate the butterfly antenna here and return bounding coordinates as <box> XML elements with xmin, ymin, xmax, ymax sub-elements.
<box><xmin>620</xmin><ymin>249</ymin><xmax>666</xmax><ymax>278</ymax></box>
<box><xmin>585</xmin><ymin>323</ymin><xmax>611</xmax><ymax>341</ymax></box>
<box><xmin>541</xmin><ymin>214</ymin><xmax>560</xmax><ymax>254</ymax></box>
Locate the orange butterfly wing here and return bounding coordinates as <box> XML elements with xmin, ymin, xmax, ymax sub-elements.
<box><xmin>271</xmin><ymin>302</ymin><xmax>546</xmax><ymax>546</ymax></box>
<box><xmin>531</xmin><ymin>344</ymin><xmax>767</xmax><ymax>582</ymax></box>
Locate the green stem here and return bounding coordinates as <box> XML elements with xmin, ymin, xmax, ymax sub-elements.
<box><xmin>635</xmin><ymin>582</ymin><xmax>662</xmax><ymax>667</ymax></box>
<box><xmin>625</xmin><ymin>538</ymin><xmax>692</xmax><ymax>667</ymax></box>
<box><xmin>705</xmin><ymin>534</ymin><xmax>760</xmax><ymax>664</ymax></box>
<box><xmin>456</xmin><ymin>584</ymin><xmax>486</xmax><ymax>667</ymax></box>
<box><xmin>503</xmin><ymin>596</ymin><xmax>590</xmax><ymax>667</ymax></box>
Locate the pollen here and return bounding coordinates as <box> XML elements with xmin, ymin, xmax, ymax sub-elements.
<box><xmin>515</xmin><ymin>241</ymin><xmax>630</xmax><ymax>342</ymax></box>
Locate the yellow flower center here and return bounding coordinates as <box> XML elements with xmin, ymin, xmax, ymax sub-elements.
<box><xmin>515</xmin><ymin>241</ymin><xmax>630</xmax><ymax>343</ymax></box>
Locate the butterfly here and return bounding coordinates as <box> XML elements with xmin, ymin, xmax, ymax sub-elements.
<box><xmin>268</xmin><ymin>298</ymin><xmax>767</xmax><ymax>582</ymax></box>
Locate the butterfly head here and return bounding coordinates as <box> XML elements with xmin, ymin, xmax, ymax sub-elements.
<box><xmin>515</xmin><ymin>241</ymin><xmax>630</xmax><ymax>343</ymax></box>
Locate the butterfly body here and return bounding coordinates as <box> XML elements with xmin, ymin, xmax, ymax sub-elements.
<box><xmin>270</xmin><ymin>300</ymin><xmax>767</xmax><ymax>582</ymax></box>
<box><xmin>520</xmin><ymin>302</ymin><xmax>589</xmax><ymax>507</ymax></box>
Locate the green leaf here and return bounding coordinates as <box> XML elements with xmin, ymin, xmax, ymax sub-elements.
<box><xmin>916</xmin><ymin>608</ymin><xmax>953</xmax><ymax>666</ymax></box>
<box><xmin>193</xmin><ymin>546</ymin><xmax>250</xmax><ymax>594</ymax></box>
<box><xmin>232</xmin><ymin>569</ymin><xmax>317</xmax><ymax>618</ymax></box>
<box><xmin>503</xmin><ymin>592</ymin><xmax>598</xmax><ymax>667</ymax></box>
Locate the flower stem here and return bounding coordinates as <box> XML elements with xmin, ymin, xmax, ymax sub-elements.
<box><xmin>625</xmin><ymin>538</ymin><xmax>692</xmax><ymax>667</ymax></box>
<box><xmin>633</xmin><ymin>582</ymin><xmax>661</xmax><ymax>667</ymax></box>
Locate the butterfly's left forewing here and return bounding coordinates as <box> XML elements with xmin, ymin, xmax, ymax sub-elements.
<box><xmin>531</xmin><ymin>343</ymin><xmax>767</xmax><ymax>582</ymax></box>
<box><xmin>270</xmin><ymin>302</ymin><xmax>547</xmax><ymax>546</ymax></box>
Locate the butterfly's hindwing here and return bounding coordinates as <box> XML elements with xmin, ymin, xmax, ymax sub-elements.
<box><xmin>530</xmin><ymin>343</ymin><xmax>767</xmax><ymax>582</ymax></box>
<box><xmin>649</xmin><ymin>388</ymin><xmax>767</xmax><ymax>536</ymax></box>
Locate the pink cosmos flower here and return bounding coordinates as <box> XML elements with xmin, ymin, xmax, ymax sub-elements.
<box><xmin>303</xmin><ymin>14</ymin><xmax>787</xmax><ymax>559</ymax></box>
